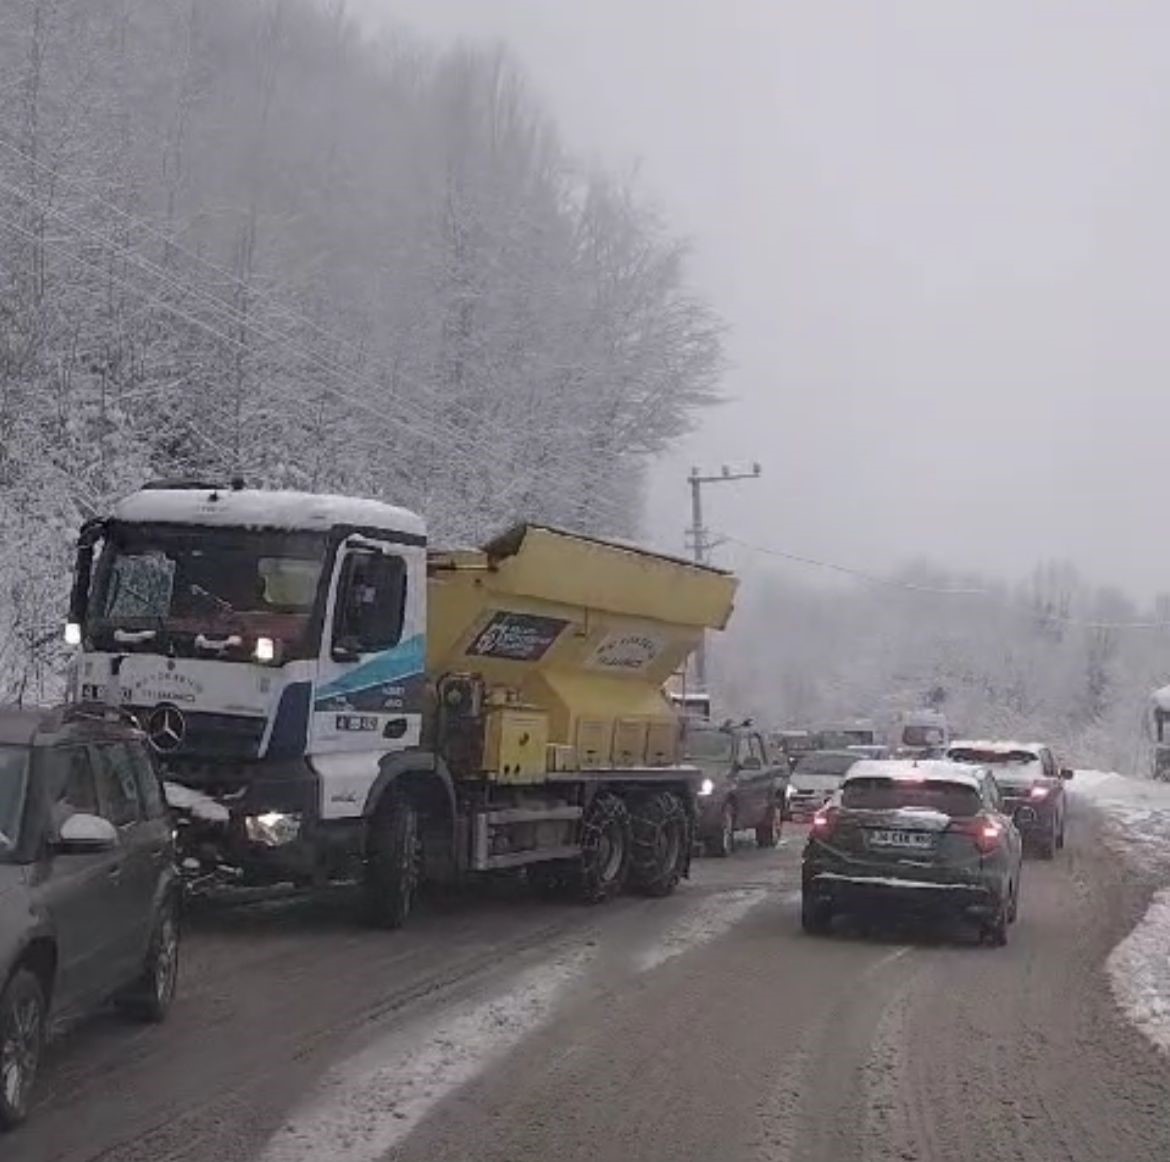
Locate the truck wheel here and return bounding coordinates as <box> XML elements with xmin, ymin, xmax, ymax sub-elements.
<box><xmin>755</xmin><ymin>804</ymin><xmax>780</xmax><ymax>848</ymax></box>
<box><xmin>629</xmin><ymin>791</ymin><xmax>689</xmax><ymax>897</ymax></box>
<box><xmin>362</xmin><ymin>794</ymin><xmax>419</xmax><ymax>929</ymax></box>
<box><xmin>574</xmin><ymin>792</ymin><xmax>631</xmax><ymax>903</ymax></box>
<box><xmin>705</xmin><ymin>802</ymin><xmax>735</xmax><ymax>858</ymax></box>
<box><xmin>0</xmin><ymin>970</ymin><xmax>45</xmax><ymax>1129</ymax></box>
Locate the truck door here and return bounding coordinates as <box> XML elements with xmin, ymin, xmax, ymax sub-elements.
<box><xmin>310</xmin><ymin>538</ymin><xmax>427</xmax><ymax>816</ymax></box>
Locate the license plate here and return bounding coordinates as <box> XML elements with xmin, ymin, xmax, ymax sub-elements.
<box><xmin>336</xmin><ymin>714</ymin><xmax>378</xmax><ymax>732</ymax></box>
<box><xmin>868</xmin><ymin>829</ymin><xmax>934</xmax><ymax>850</ymax></box>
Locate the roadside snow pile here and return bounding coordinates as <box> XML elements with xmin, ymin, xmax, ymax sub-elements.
<box><xmin>1075</xmin><ymin>771</ymin><xmax>1170</xmax><ymax>1053</ymax></box>
<box><xmin>1106</xmin><ymin>887</ymin><xmax>1170</xmax><ymax>1053</ymax></box>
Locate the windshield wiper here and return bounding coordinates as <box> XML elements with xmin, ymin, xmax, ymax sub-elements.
<box><xmin>189</xmin><ymin>583</ymin><xmax>235</xmax><ymax>613</ymax></box>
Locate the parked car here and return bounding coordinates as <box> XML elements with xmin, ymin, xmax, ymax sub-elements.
<box><xmin>684</xmin><ymin>720</ymin><xmax>784</xmax><ymax>855</ymax></box>
<box><xmin>945</xmin><ymin>740</ymin><xmax>1072</xmax><ymax>859</ymax></box>
<box><xmin>801</xmin><ymin>759</ymin><xmax>1024</xmax><ymax>945</ymax></box>
<box><xmin>0</xmin><ymin>704</ymin><xmax>180</xmax><ymax>1129</ymax></box>
<box><xmin>784</xmin><ymin>750</ymin><xmax>861</xmax><ymax>820</ymax></box>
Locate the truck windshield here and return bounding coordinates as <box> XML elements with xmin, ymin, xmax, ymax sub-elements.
<box><xmin>0</xmin><ymin>746</ymin><xmax>28</xmax><ymax>855</ymax></box>
<box><xmin>88</xmin><ymin>523</ymin><xmax>328</xmax><ymax>657</ymax></box>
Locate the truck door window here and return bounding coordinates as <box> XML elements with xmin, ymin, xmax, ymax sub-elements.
<box><xmin>335</xmin><ymin>551</ymin><xmax>407</xmax><ymax>656</ymax></box>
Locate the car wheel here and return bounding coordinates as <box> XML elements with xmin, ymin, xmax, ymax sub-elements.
<box><xmin>1057</xmin><ymin>814</ymin><xmax>1066</xmax><ymax>850</ymax></box>
<box><xmin>117</xmin><ymin>895</ymin><xmax>181</xmax><ymax>1023</ymax></box>
<box><xmin>801</xmin><ymin>893</ymin><xmax>832</xmax><ymax>936</ymax></box>
<box><xmin>362</xmin><ymin>793</ymin><xmax>419</xmax><ymax>929</ymax></box>
<box><xmin>1008</xmin><ymin>876</ymin><xmax>1020</xmax><ymax>923</ymax></box>
<box><xmin>705</xmin><ymin>803</ymin><xmax>735</xmax><ymax>858</ymax></box>
<box><xmin>0</xmin><ymin>970</ymin><xmax>45</xmax><ymax>1129</ymax></box>
<box><xmin>755</xmin><ymin>804</ymin><xmax>779</xmax><ymax>848</ymax></box>
<box><xmin>983</xmin><ymin>897</ymin><xmax>1009</xmax><ymax>946</ymax></box>
<box><xmin>1037</xmin><ymin>827</ymin><xmax>1057</xmax><ymax>861</ymax></box>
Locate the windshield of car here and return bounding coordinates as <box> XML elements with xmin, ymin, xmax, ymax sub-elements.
<box><xmin>87</xmin><ymin>523</ymin><xmax>327</xmax><ymax>657</ymax></box>
<box><xmin>842</xmin><ymin>776</ymin><xmax>981</xmax><ymax>816</ymax></box>
<box><xmin>794</xmin><ymin>752</ymin><xmax>859</xmax><ymax>778</ymax></box>
<box><xmin>0</xmin><ymin>746</ymin><xmax>29</xmax><ymax>854</ymax></box>
<box><xmin>683</xmin><ymin>729</ymin><xmax>734</xmax><ymax>763</ymax></box>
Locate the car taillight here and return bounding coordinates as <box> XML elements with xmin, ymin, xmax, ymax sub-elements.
<box><xmin>951</xmin><ymin>815</ymin><xmax>1003</xmax><ymax>854</ymax></box>
<box><xmin>810</xmin><ymin>805</ymin><xmax>839</xmax><ymax>839</ymax></box>
<box><xmin>1029</xmin><ymin>784</ymin><xmax>1050</xmax><ymax>800</ymax></box>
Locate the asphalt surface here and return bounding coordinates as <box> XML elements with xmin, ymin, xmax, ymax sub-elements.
<box><xmin>11</xmin><ymin>794</ymin><xmax>1170</xmax><ymax>1162</ymax></box>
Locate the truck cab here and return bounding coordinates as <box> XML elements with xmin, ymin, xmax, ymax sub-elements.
<box><xmin>66</xmin><ymin>483</ymin><xmax>738</xmax><ymax>925</ymax></box>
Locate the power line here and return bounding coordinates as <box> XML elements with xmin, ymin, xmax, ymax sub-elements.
<box><xmin>0</xmin><ymin>200</ymin><xmax>636</xmax><ymax>533</ymax></box>
<box><xmin>723</xmin><ymin>535</ymin><xmax>1170</xmax><ymax>630</ymax></box>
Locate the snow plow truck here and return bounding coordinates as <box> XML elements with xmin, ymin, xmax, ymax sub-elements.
<box><xmin>64</xmin><ymin>482</ymin><xmax>738</xmax><ymax>926</ymax></box>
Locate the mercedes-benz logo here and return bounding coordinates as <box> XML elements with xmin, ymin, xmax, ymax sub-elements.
<box><xmin>147</xmin><ymin>703</ymin><xmax>186</xmax><ymax>753</ymax></box>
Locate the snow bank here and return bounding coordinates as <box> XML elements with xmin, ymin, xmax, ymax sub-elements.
<box><xmin>1106</xmin><ymin>887</ymin><xmax>1170</xmax><ymax>1053</ymax></box>
<box><xmin>1075</xmin><ymin>771</ymin><xmax>1170</xmax><ymax>1053</ymax></box>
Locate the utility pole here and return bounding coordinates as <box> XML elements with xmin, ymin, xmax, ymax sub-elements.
<box><xmin>686</xmin><ymin>462</ymin><xmax>761</xmax><ymax>690</ymax></box>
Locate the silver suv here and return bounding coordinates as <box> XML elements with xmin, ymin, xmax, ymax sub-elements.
<box><xmin>0</xmin><ymin>704</ymin><xmax>180</xmax><ymax>1128</ymax></box>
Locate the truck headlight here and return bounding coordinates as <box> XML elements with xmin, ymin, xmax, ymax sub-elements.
<box><xmin>698</xmin><ymin>777</ymin><xmax>715</xmax><ymax>797</ymax></box>
<box><xmin>245</xmin><ymin>811</ymin><xmax>302</xmax><ymax>847</ymax></box>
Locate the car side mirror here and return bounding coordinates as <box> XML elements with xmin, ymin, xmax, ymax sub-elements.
<box><xmin>56</xmin><ymin>813</ymin><xmax>118</xmax><ymax>853</ymax></box>
<box><xmin>1060</xmin><ymin>768</ymin><xmax>1074</xmax><ymax>780</ymax></box>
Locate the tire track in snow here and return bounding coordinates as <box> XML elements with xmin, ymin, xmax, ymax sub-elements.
<box><xmin>257</xmin><ymin>947</ymin><xmax>591</xmax><ymax>1162</ymax></box>
<box><xmin>633</xmin><ymin>886</ymin><xmax>772</xmax><ymax>972</ymax></box>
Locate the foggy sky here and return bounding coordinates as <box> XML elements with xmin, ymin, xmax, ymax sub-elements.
<box><xmin>357</xmin><ymin>1</ymin><xmax>1170</xmax><ymax>600</ymax></box>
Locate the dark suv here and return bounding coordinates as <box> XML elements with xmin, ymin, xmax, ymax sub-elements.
<box><xmin>0</xmin><ymin>704</ymin><xmax>180</xmax><ymax>1128</ymax></box>
<box><xmin>801</xmin><ymin>759</ymin><xmax>1024</xmax><ymax>945</ymax></box>
<box><xmin>684</xmin><ymin>720</ymin><xmax>785</xmax><ymax>856</ymax></box>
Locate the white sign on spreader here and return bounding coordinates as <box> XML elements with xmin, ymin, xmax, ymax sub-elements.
<box><xmin>586</xmin><ymin>630</ymin><xmax>666</xmax><ymax>672</ymax></box>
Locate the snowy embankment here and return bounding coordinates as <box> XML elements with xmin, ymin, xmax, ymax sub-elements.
<box><xmin>1074</xmin><ymin>771</ymin><xmax>1170</xmax><ymax>1053</ymax></box>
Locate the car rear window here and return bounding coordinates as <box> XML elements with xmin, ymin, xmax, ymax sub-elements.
<box><xmin>842</xmin><ymin>777</ymin><xmax>981</xmax><ymax>816</ymax></box>
<box><xmin>948</xmin><ymin>747</ymin><xmax>1037</xmax><ymax>766</ymax></box>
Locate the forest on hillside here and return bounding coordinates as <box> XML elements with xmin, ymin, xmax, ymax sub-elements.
<box><xmin>0</xmin><ymin>0</ymin><xmax>724</xmax><ymax>700</ymax></box>
<box><xmin>712</xmin><ymin>557</ymin><xmax>1170</xmax><ymax>773</ymax></box>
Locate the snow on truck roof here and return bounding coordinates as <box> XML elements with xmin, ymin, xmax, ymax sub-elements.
<box><xmin>111</xmin><ymin>487</ymin><xmax>427</xmax><ymax>537</ymax></box>
<box><xmin>843</xmin><ymin>759</ymin><xmax>984</xmax><ymax>790</ymax></box>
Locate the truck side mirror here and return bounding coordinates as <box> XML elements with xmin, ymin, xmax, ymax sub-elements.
<box><xmin>1060</xmin><ymin>768</ymin><xmax>1074</xmax><ymax>780</ymax></box>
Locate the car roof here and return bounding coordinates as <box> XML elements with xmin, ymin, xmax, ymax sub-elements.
<box><xmin>0</xmin><ymin>703</ymin><xmax>146</xmax><ymax>747</ymax></box>
<box><xmin>948</xmin><ymin>739</ymin><xmax>1045</xmax><ymax>755</ymax></box>
<box><xmin>843</xmin><ymin>758</ymin><xmax>984</xmax><ymax>791</ymax></box>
